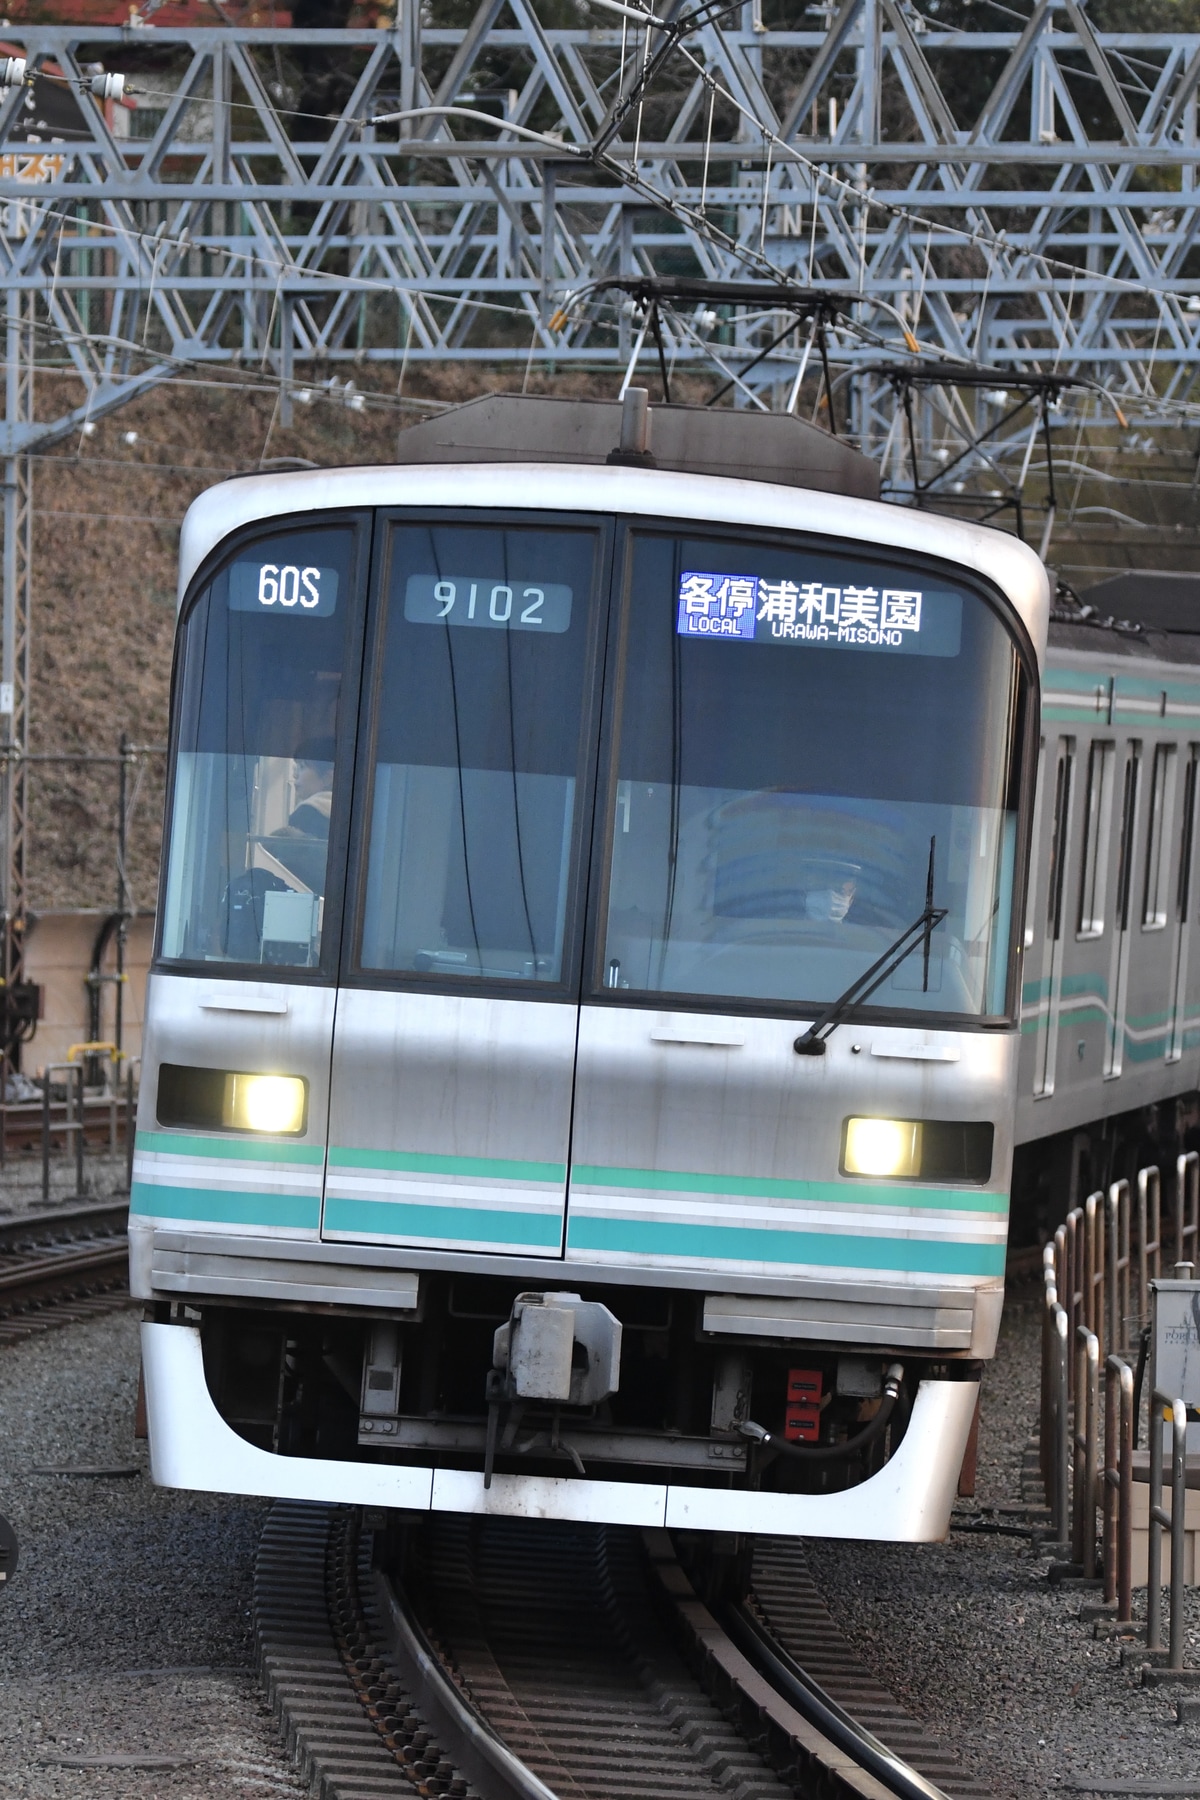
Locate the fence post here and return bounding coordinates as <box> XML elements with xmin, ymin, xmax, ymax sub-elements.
<box><xmin>1148</xmin><ymin>1386</ymin><xmax>1167</xmax><ymax>1654</ymax></box>
<box><xmin>1066</xmin><ymin>1208</ymin><xmax>1083</xmax><ymax>1393</ymax></box>
<box><xmin>1085</xmin><ymin>1190</ymin><xmax>1105</xmax><ymax>1346</ymax></box>
<box><xmin>1043</xmin><ymin>1285</ymin><xmax>1070</xmax><ymax>1545</ymax></box>
<box><xmin>1108</xmin><ymin>1179</ymin><xmax>1131</xmax><ymax>1355</ymax></box>
<box><xmin>1042</xmin><ymin>1253</ymin><xmax>1056</xmax><ymax>1498</ymax></box>
<box><xmin>1074</xmin><ymin>1327</ymin><xmax>1100</xmax><ymax>1573</ymax></box>
<box><xmin>40</xmin><ymin>1071</ymin><xmax>49</xmax><ymax>1204</ymax></box>
<box><xmin>1178</xmin><ymin>1152</ymin><xmax>1200</xmax><ymax>1272</ymax></box>
<box><xmin>1104</xmin><ymin>1358</ymin><xmax>1119</xmax><ymax>1608</ymax></box>
<box><xmin>1103</xmin><ymin>1356</ymin><xmax>1135</xmax><ymax>1624</ymax></box>
<box><xmin>1170</xmin><ymin>1395</ymin><xmax>1187</xmax><ymax>1671</ymax></box>
<box><xmin>1054</xmin><ymin>1306</ymin><xmax>1071</xmax><ymax>1549</ymax></box>
<box><xmin>1138</xmin><ymin>1166</ymin><xmax>1161</xmax><ymax>1334</ymax></box>
<box><xmin>74</xmin><ymin>1061</ymin><xmax>84</xmax><ymax>1196</ymax></box>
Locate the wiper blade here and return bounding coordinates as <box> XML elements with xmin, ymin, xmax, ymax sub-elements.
<box><xmin>794</xmin><ymin>837</ymin><xmax>946</xmax><ymax>1058</ymax></box>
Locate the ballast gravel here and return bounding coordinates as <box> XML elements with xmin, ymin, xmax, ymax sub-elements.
<box><xmin>4</xmin><ymin>1281</ymin><xmax>1198</xmax><ymax>1800</ymax></box>
<box><xmin>0</xmin><ymin>1306</ymin><xmax>301</xmax><ymax>1799</ymax></box>
<box><xmin>806</xmin><ymin>1283</ymin><xmax>1200</xmax><ymax>1800</ymax></box>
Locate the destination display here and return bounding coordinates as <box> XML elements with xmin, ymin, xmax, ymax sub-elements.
<box><xmin>405</xmin><ymin>574</ymin><xmax>573</xmax><ymax>633</ymax></box>
<box><xmin>675</xmin><ymin>570</ymin><xmax>961</xmax><ymax>656</ymax></box>
<box><xmin>229</xmin><ymin>559</ymin><xmax>339</xmax><ymax>616</ymax></box>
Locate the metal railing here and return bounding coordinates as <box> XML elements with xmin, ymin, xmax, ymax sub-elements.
<box><xmin>1049</xmin><ymin>1156</ymin><xmax>1200</xmax><ymax>1384</ymax></box>
<box><xmin>22</xmin><ymin>1054</ymin><xmax>138</xmax><ymax>1202</ymax></box>
<box><xmin>1039</xmin><ymin>1157</ymin><xmax>1199</xmax><ymax>1665</ymax></box>
<box><xmin>1103</xmin><ymin>1356</ymin><xmax>1135</xmax><ymax>1630</ymax></box>
<box><xmin>1147</xmin><ymin>1392</ymin><xmax>1190</xmax><ymax>1671</ymax></box>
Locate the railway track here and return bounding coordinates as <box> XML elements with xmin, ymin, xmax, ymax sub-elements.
<box><xmin>256</xmin><ymin>1503</ymin><xmax>993</xmax><ymax>1800</ymax></box>
<box><xmin>0</xmin><ymin>1200</ymin><xmax>130</xmax><ymax>1344</ymax></box>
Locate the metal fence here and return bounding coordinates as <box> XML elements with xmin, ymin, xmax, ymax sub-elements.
<box><xmin>1040</xmin><ymin>1158</ymin><xmax>1198</xmax><ymax>1669</ymax></box>
<box><xmin>0</xmin><ymin>1049</ymin><xmax>138</xmax><ymax>1203</ymax></box>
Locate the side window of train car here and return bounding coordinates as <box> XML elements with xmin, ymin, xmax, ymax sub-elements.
<box><xmin>354</xmin><ymin>516</ymin><xmax>606</xmax><ymax>989</ymax></box>
<box><xmin>1143</xmin><ymin>742</ymin><xmax>1177</xmax><ymax>930</ymax></box>
<box><xmin>159</xmin><ymin>522</ymin><xmax>362</xmax><ymax>973</ymax></box>
<box><xmin>596</xmin><ymin>530</ymin><xmax>1030</xmax><ymax>1020</ymax></box>
<box><xmin>1045</xmin><ymin>741</ymin><xmax>1073</xmax><ymax>943</ymax></box>
<box><xmin>1077</xmin><ymin>740</ymin><xmax>1115</xmax><ymax>940</ymax></box>
<box><xmin>1114</xmin><ymin>744</ymin><xmax>1142</xmax><ymax>935</ymax></box>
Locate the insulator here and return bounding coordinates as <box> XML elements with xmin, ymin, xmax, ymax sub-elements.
<box><xmin>0</xmin><ymin>58</ymin><xmax>27</xmax><ymax>89</ymax></box>
<box><xmin>90</xmin><ymin>72</ymin><xmax>125</xmax><ymax>102</ymax></box>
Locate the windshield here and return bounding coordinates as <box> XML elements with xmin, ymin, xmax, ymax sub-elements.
<box><xmin>600</xmin><ymin>532</ymin><xmax>1025</xmax><ymax>1018</ymax></box>
<box><xmin>159</xmin><ymin>523</ymin><xmax>357</xmax><ymax>969</ymax></box>
<box><xmin>357</xmin><ymin>519</ymin><xmax>604</xmax><ymax>984</ymax></box>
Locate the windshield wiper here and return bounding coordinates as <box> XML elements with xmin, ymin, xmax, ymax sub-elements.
<box><xmin>793</xmin><ymin>837</ymin><xmax>947</xmax><ymax>1058</ymax></box>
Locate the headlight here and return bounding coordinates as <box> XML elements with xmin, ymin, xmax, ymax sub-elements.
<box><xmin>841</xmin><ymin>1116</ymin><xmax>995</xmax><ymax>1184</ymax></box>
<box><xmin>226</xmin><ymin>1073</ymin><xmax>307</xmax><ymax>1135</ymax></box>
<box><xmin>843</xmin><ymin>1117</ymin><xmax>922</xmax><ymax>1178</ymax></box>
<box><xmin>157</xmin><ymin>1063</ymin><xmax>308</xmax><ymax>1136</ymax></box>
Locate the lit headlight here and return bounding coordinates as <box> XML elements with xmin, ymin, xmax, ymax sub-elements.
<box><xmin>157</xmin><ymin>1063</ymin><xmax>308</xmax><ymax>1136</ymax></box>
<box><xmin>843</xmin><ymin>1117</ymin><xmax>922</xmax><ymax>1178</ymax></box>
<box><xmin>841</xmin><ymin>1116</ymin><xmax>996</xmax><ymax>1184</ymax></box>
<box><xmin>226</xmin><ymin>1073</ymin><xmax>307</xmax><ymax>1135</ymax></box>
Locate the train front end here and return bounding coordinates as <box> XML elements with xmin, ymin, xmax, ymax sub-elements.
<box><xmin>131</xmin><ymin>397</ymin><xmax>1048</xmax><ymax>1541</ymax></box>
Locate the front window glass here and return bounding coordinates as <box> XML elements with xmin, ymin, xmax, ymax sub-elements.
<box><xmin>358</xmin><ymin>520</ymin><xmax>603</xmax><ymax>983</ymax></box>
<box><xmin>160</xmin><ymin>524</ymin><xmax>356</xmax><ymax>968</ymax></box>
<box><xmin>601</xmin><ymin>533</ymin><xmax>1026</xmax><ymax>1018</ymax></box>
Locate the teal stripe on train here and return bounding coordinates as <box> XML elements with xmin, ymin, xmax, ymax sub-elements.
<box><xmin>570</xmin><ymin>1163</ymin><xmax>1005</xmax><ymax>1215</ymax></box>
<box><xmin>135</xmin><ymin>1128</ymin><xmax>325</xmax><ymax>1165</ymax></box>
<box><xmin>327</xmin><ymin>1145</ymin><xmax>566</xmax><ymax>1184</ymax></box>
<box><xmin>132</xmin><ymin>1129</ymin><xmax>324</xmax><ymax>1229</ymax></box>
<box><xmin>130</xmin><ymin>1181</ymin><xmax>320</xmax><ymax>1230</ymax></box>
<box><xmin>322</xmin><ymin>1196</ymin><xmax>562</xmax><ymax>1248</ymax></box>
<box><xmin>565</xmin><ymin>1212</ymin><xmax>1005</xmax><ymax>1276</ymax></box>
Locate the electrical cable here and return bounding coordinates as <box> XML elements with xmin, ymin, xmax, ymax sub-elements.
<box><xmin>738</xmin><ymin>1363</ymin><xmax>905</xmax><ymax>1463</ymax></box>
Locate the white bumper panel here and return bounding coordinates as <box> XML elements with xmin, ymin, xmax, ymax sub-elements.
<box><xmin>141</xmin><ymin>1321</ymin><xmax>977</xmax><ymax>1542</ymax></box>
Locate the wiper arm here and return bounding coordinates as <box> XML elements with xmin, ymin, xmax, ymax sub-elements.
<box><xmin>794</xmin><ymin>837</ymin><xmax>947</xmax><ymax>1058</ymax></box>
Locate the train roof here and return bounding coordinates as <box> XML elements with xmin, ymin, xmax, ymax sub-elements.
<box><xmin>1049</xmin><ymin>569</ymin><xmax>1200</xmax><ymax>666</ymax></box>
<box><xmin>178</xmin><ymin>410</ymin><xmax>1050</xmax><ymax>660</ymax></box>
<box><xmin>389</xmin><ymin>393</ymin><xmax>881</xmax><ymax>502</ymax></box>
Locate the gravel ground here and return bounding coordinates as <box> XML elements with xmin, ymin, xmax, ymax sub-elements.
<box><xmin>0</xmin><ymin>1307</ymin><xmax>301</xmax><ymax>1799</ymax></box>
<box><xmin>807</xmin><ymin>1282</ymin><xmax>1200</xmax><ymax>1800</ymax></box>
<box><xmin>6</xmin><ymin>1282</ymin><xmax>1199</xmax><ymax>1800</ymax></box>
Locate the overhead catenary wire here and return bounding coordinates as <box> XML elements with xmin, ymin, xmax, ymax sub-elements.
<box><xmin>3</xmin><ymin>26</ymin><xmax>1200</xmax><ymax>494</ymax></box>
<box><xmin>60</xmin><ymin>69</ymin><xmax>1200</xmax><ymax>343</ymax></box>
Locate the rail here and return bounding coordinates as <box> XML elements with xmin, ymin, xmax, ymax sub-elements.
<box><xmin>257</xmin><ymin>1504</ymin><xmax>969</xmax><ymax>1800</ymax></box>
<box><xmin>0</xmin><ymin>1200</ymin><xmax>129</xmax><ymax>1342</ymax></box>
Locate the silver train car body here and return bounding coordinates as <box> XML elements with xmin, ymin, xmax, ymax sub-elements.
<box><xmin>131</xmin><ymin>396</ymin><xmax>1049</xmax><ymax>1542</ymax></box>
<box><xmin>1017</xmin><ymin>598</ymin><xmax>1200</xmax><ymax>1182</ymax></box>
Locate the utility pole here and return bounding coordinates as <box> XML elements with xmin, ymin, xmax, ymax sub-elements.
<box><xmin>1</xmin><ymin>284</ymin><xmax>33</xmax><ymax>1069</ymax></box>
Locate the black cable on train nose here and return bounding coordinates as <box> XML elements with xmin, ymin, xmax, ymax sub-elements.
<box><xmin>737</xmin><ymin>1362</ymin><xmax>905</xmax><ymax>1462</ymax></box>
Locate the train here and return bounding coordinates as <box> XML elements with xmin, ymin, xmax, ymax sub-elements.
<box><xmin>129</xmin><ymin>383</ymin><xmax>1151</xmax><ymax>1546</ymax></box>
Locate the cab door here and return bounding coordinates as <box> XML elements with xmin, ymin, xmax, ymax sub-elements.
<box><xmin>320</xmin><ymin>511</ymin><xmax>609</xmax><ymax>1258</ymax></box>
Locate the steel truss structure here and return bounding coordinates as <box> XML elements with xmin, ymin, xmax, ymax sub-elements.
<box><xmin>0</xmin><ymin>10</ymin><xmax>1194</xmax><ymax>446</ymax></box>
